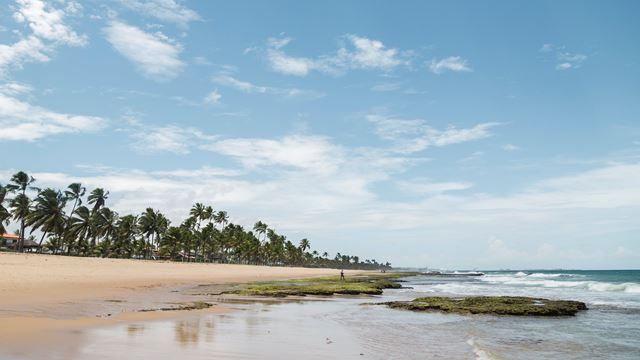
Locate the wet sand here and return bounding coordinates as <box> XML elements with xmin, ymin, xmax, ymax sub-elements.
<box><xmin>0</xmin><ymin>252</ymin><xmax>353</xmax><ymax>353</ymax></box>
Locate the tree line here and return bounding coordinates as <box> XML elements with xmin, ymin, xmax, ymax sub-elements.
<box><xmin>0</xmin><ymin>171</ymin><xmax>391</xmax><ymax>270</ymax></box>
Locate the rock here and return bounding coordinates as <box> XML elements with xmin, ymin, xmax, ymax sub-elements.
<box><xmin>382</xmin><ymin>296</ymin><xmax>587</xmax><ymax>316</ymax></box>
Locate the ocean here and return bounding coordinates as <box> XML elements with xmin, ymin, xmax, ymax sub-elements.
<box><xmin>11</xmin><ymin>270</ymin><xmax>640</xmax><ymax>360</ymax></box>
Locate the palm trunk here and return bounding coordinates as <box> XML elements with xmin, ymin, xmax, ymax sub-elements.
<box><xmin>19</xmin><ymin>220</ymin><xmax>25</xmax><ymax>252</ymax></box>
<box><xmin>38</xmin><ymin>231</ymin><xmax>47</xmax><ymax>251</ymax></box>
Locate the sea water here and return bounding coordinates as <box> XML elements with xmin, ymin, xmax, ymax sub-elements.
<box><xmin>9</xmin><ymin>270</ymin><xmax>640</xmax><ymax>360</ymax></box>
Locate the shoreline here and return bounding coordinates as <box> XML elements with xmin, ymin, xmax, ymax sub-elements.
<box><xmin>0</xmin><ymin>252</ymin><xmax>358</xmax><ymax>350</ymax></box>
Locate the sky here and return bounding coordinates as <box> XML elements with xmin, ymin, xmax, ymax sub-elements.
<box><xmin>0</xmin><ymin>0</ymin><xmax>639</xmax><ymax>269</ymax></box>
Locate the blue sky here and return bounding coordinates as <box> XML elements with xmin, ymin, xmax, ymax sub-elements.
<box><xmin>1</xmin><ymin>0</ymin><xmax>639</xmax><ymax>269</ymax></box>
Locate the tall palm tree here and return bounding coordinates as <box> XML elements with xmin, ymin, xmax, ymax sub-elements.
<box><xmin>6</xmin><ymin>171</ymin><xmax>36</xmax><ymax>252</ymax></box>
<box><xmin>25</xmin><ymin>188</ymin><xmax>68</xmax><ymax>248</ymax></box>
<box><xmin>87</xmin><ymin>188</ymin><xmax>109</xmax><ymax>213</ymax></box>
<box><xmin>9</xmin><ymin>194</ymin><xmax>30</xmax><ymax>252</ymax></box>
<box><xmin>214</xmin><ymin>211</ymin><xmax>229</xmax><ymax>231</ymax></box>
<box><xmin>64</xmin><ymin>183</ymin><xmax>85</xmax><ymax>217</ymax></box>
<box><xmin>62</xmin><ymin>183</ymin><xmax>85</xmax><ymax>253</ymax></box>
<box><xmin>253</xmin><ymin>221</ymin><xmax>267</xmax><ymax>242</ymax></box>
<box><xmin>6</xmin><ymin>171</ymin><xmax>36</xmax><ymax>194</ymax></box>
<box><xmin>0</xmin><ymin>186</ymin><xmax>10</xmax><ymax>234</ymax></box>
<box><xmin>189</xmin><ymin>203</ymin><xmax>206</xmax><ymax>230</ymax></box>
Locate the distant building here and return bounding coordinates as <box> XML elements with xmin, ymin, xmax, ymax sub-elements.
<box><xmin>1</xmin><ymin>233</ymin><xmax>41</xmax><ymax>252</ymax></box>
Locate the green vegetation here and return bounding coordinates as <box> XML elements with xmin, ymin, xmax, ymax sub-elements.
<box><xmin>227</xmin><ymin>273</ymin><xmax>416</xmax><ymax>297</ymax></box>
<box><xmin>383</xmin><ymin>296</ymin><xmax>588</xmax><ymax>316</ymax></box>
<box><xmin>140</xmin><ymin>301</ymin><xmax>213</xmax><ymax>312</ymax></box>
<box><xmin>0</xmin><ymin>171</ymin><xmax>391</xmax><ymax>270</ymax></box>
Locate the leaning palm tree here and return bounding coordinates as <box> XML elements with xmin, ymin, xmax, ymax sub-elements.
<box><xmin>87</xmin><ymin>188</ymin><xmax>109</xmax><ymax>213</ymax></box>
<box><xmin>61</xmin><ymin>183</ymin><xmax>85</xmax><ymax>253</ymax></box>
<box><xmin>0</xmin><ymin>186</ymin><xmax>10</xmax><ymax>234</ymax></box>
<box><xmin>64</xmin><ymin>183</ymin><xmax>85</xmax><ymax>217</ymax></box>
<box><xmin>25</xmin><ymin>188</ymin><xmax>68</xmax><ymax>248</ymax></box>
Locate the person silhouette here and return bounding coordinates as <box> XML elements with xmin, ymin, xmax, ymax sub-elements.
<box><xmin>340</xmin><ymin>269</ymin><xmax>345</xmax><ymax>281</ymax></box>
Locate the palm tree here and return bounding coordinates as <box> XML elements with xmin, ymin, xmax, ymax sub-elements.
<box><xmin>9</xmin><ymin>194</ymin><xmax>30</xmax><ymax>252</ymax></box>
<box><xmin>299</xmin><ymin>238</ymin><xmax>310</xmax><ymax>252</ymax></box>
<box><xmin>6</xmin><ymin>171</ymin><xmax>36</xmax><ymax>252</ymax></box>
<box><xmin>113</xmin><ymin>214</ymin><xmax>138</xmax><ymax>258</ymax></box>
<box><xmin>94</xmin><ymin>207</ymin><xmax>119</xmax><ymax>255</ymax></box>
<box><xmin>68</xmin><ymin>206</ymin><xmax>93</xmax><ymax>254</ymax></box>
<box><xmin>25</xmin><ymin>188</ymin><xmax>68</xmax><ymax>248</ymax></box>
<box><xmin>214</xmin><ymin>211</ymin><xmax>229</xmax><ymax>231</ymax></box>
<box><xmin>64</xmin><ymin>183</ymin><xmax>85</xmax><ymax>217</ymax></box>
<box><xmin>253</xmin><ymin>221</ymin><xmax>267</xmax><ymax>242</ymax></box>
<box><xmin>87</xmin><ymin>188</ymin><xmax>109</xmax><ymax>213</ymax></box>
<box><xmin>0</xmin><ymin>186</ymin><xmax>10</xmax><ymax>234</ymax></box>
<box><xmin>138</xmin><ymin>208</ymin><xmax>168</xmax><ymax>258</ymax></box>
<box><xmin>189</xmin><ymin>203</ymin><xmax>206</xmax><ymax>230</ymax></box>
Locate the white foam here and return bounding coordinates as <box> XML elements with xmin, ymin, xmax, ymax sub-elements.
<box><xmin>480</xmin><ymin>275</ymin><xmax>640</xmax><ymax>294</ymax></box>
<box><xmin>527</xmin><ymin>273</ymin><xmax>564</xmax><ymax>278</ymax></box>
<box><xmin>467</xmin><ymin>337</ymin><xmax>498</xmax><ymax>360</ymax></box>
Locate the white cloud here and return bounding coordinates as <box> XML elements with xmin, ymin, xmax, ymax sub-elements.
<box><xmin>202</xmin><ymin>135</ymin><xmax>343</xmax><ymax>174</ymax></box>
<box><xmin>0</xmin><ymin>81</ymin><xmax>33</xmax><ymax>96</ymax></box>
<box><xmin>0</xmin><ymin>36</ymin><xmax>49</xmax><ymax>75</ymax></box>
<box><xmin>129</xmin><ymin>124</ymin><xmax>217</xmax><ymax>154</ymax></box>
<box><xmin>429</xmin><ymin>56</ymin><xmax>472</xmax><ymax>74</ymax></box>
<box><xmin>539</xmin><ymin>44</ymin><xmax>588</xmax><ymax>70</ymax></box>
<box><xmin>0</xmin><ymin>91</ymin><xmax>106</xmax><ymax>141</ymax></box>
<box><xmin>342</xmin><ymin>34</ymin><xmax>402</xmax><ymax>70</ymax></box>
<box><xmin>556</xmin><ymin>52</ymin><xmax>587</xmax><ymax>70</ymax></box>
<box><xmin>203</xmin><ymin>89</ymin><xmax>221</xmax><ymax>104</ymax></box>
<box><xmin>367</xmin><ymin>114</ymin><xmax>498</xmax><ymax>153</ymax></box>
<box><xmin>118</xmin><ymin>0</ymin><xmax>200</xmax><ymax>26</ymax></box>
<box><xmin>264</xmin><ymin>34</ymin><xmax>407</xmax><ymax>76</ymax></box>
<box><xmin>212</xmin><ymin>73</ymin><xmax>324</xmax><ymax>99</ymax></box>
<box><xmin>398</xmin><ymin>178</ymin><xmax>473</xmax><ymax>194</ymax></box>
<box><xmin>13</xmin><ymin>0</ymin><xmax>87</xmax><ymax>46</ymax></box>
<box><xmin>103</xmin><ymin>20</ymin><xmax>184</xmax><ymax>81</ymax></box>
<box><xmin>502</xmin><ymin>144</ymin><xmax>519</xmax><ymax>151</ymax></box>
<box><xmin>0</xmin><ymin>0</ymin><xmax>86</xmax><ymax>76</ymax></box>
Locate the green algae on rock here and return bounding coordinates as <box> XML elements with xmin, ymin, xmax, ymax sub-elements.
<box><xmin>383</xmin><ymin>296</ymin><xmax>587</xmax><ymax>316</ymax></box>
<box><xmin>227</xmin><ymin>273</ymin><xmax>417</xmax><ymax>297</ymax></box>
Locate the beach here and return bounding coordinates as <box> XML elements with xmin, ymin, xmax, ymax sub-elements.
<box><xmin>0</xmin><ymin>252</ymin><xmax>352</xmax><ymax>355</ymax></box>
<box><xmin>1</xmin><ymin>255</ymin><xmax>639</xmax><ymax>359</ymax></box>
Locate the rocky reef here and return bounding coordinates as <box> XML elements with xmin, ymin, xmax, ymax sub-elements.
<box><xmin>382</xmin><ymin>296</ymin><xmax>587</xmax><ymax>316</ymax></box>
<box><xmin>226</xmin><ymin>273</ymin><xmax>417</xmax><ymax>297</ymax></box>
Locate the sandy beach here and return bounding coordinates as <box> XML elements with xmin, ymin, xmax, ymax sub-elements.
<box><xmin>0</xmin><ymin>252</ymin><xmax>350</xmax><ymax>351</ymax></box>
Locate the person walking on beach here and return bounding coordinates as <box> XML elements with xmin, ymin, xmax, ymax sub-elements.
<box><xmin>340</xmin><ymin>269</ymin><xmax>345</xmax><ymax>281</ymax></box>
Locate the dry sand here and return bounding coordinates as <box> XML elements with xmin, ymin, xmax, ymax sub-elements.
<box><xmin>0</xmin><ymin>252</ymin><xmax>350</xmax><ymax>347</ymax></box>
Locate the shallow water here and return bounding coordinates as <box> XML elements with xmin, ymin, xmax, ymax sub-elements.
<box><xmin>5</xmin><ymin>271</ymin><xmax>640</xmax><ymax>360</ymax></box>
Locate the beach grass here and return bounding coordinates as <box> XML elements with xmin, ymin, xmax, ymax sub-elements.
<box><xmin>383</xmin><ymin>296</ymin><xmax>588</xmax><ymax>316</ymax></box>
